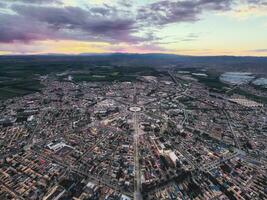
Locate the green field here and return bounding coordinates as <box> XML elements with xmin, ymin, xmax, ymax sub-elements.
<box><xmin>189</xmin><ymin>69</ymin><xmax>230</xmax><ymax>93</ymax></box>
<box><xmin>228</xmin><ymin>88</ymin><xmax>267</xmax><ymax>104</ymax></box>
<box><xmin>72</xmin><ymin>66</ymin><xmax>159</xmax><ymax>82</ymax></box>
<box><xmin>0</xmin><ymin>56</ymin><xmax>161</xmax><ymax>99</ymax></box>
<box><xmin>188</xmin><ymin>69</ymin><xmax>267</xmax><ymax>104</ymax></box>
<box><xmin>0</xmin><ymin>79</ymin><xmax>43</xmax><ymax>100</ymax></box>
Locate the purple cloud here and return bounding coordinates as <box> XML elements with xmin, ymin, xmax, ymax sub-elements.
<box><xmin>0</xmin><ymin>4</ymin><xmax>145</xmax><ymax>44</ymax></box>
<box><xmin>0</xmin><ymin>2</ymin><xmax>6</xmax><ymax>7</ymax></box>
<box><xmin>246</xmin><ymin>0</ymin><xmax>267</xmax><ymax>5</ymax></box>
<box><xmin>0</xmin><ymin>0</ymin><xmax>254</xmax><ymax>45</ymax></box>
<box><xmin>0</xmin><ymin>0</ymin><xmax>61</xmax><ymax>4</ymax></box>
<box><xmin>0</xmin><ymin>13</ymin><xmax>59</xmax><ymax>43</ymax></box>
<box><xmin>138</xmin><ymin>0</ymin><xmax>232</xmax><ymax>25</ymax></box>
<box><xmin>250</xmin><ymin>49</ymin><xmax>267</xmax><ymax>52</ymax></box>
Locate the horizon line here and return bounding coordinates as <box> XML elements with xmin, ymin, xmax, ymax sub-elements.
<box><xmin>0</xmin><ymin>52</ymin><xmax>267</xmax><ymax>58</ymax></box>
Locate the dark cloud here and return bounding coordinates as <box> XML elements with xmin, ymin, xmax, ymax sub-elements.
<box><xmin>0</xmin><ymin>0</ymin><xmax>61</xmax><ymax>4</ymax></box>
<box><xmin>138</xmin><ymin>0</ymin><xmax>232</xmax><ymax>25</ymax></box>
<box><xmin>0</xmin><ymin>0</ymin><xmax>255</xmax><ymax>45</ymax></box>
<box><xmin>0</xmin><ymin>13</ymin><xmax>59</xmax><ymax>43</ymax></box>
<box><xmin>0</xmin><ymin>2</ymin><xmax>5</xmax><ymax>8</ymax></box>
<box><xmin>181</xmin><ymin>33</ymin><xmax>199</xmax><ymax>41</ymax></box>
<box><xmin>118</xmin><ymin>0</ymin><xmax>133</xmax><ymax>8</ymax></box>
<box><xmin>2</xmin><ymin>4</ymin><xmax>146</xmax><ymax>43</ymax></box>
<box><xmin>250</xmin><ymin>49</ymin><xmax>267</xmax><ymax>52</ymax></box>
<box><xmin>246</xmin><ymin>0</ymin><xmax>267</xmax><ymax>4</ymax></box>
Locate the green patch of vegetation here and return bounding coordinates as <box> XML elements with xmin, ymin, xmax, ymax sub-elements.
<box><xmin>111</xmin><ymin>72</ymin><xmax>119</xmax><ymax>76</ymax></box>
<box><xmin>191</xmin><ymin>70</ymin><xmax>229</xmax><ymax>93</ymax></box>
<box><xmin>72</xmin><ymin>66</ymin><xmax>159</xmax><ymax>82</ymax></box>
<box><xmin>190</xmin><ymin>69</ymin><xmax>267</xmax><ymax>104</ymax></box>
<box><xmin>0</xmin><ymin>56</ymin><xmax>160</xmax><ymax>99</ymax></box>
<box><xmin>0</xmin><ymin>79</ymin><xmax>43</xmax><ymax>100</ymax></box>
<box><xmin>251</xmin><ymin>84</ymin><xmax>267</xmax><ymax>92</ymax></box>
<box><xmin>229</xmin><ymin>88</ymin><xmax>267</xmax><ymax>104</ymax></box>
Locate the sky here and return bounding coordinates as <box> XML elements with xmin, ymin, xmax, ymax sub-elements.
<box><xmin>0</xmin><ymin>0</ymin><xmax>266</xmax><ymax>56</ymax></box>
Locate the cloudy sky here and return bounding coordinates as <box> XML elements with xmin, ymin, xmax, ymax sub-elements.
<box><xmin>0</xmin><ymin>0</ymin><xmax>266</xmax><ymax>55</ymax></box>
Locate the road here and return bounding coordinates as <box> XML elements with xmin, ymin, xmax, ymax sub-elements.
<box><xmin>223</xmin><ymin>110</ymin><xmax>242</xmax><ymax>149</ymax></box>
<box><xmin>133</xmin><ymin>83</ymin><xmax>142</xmax><ymax>200</ymax></box>
<box><xmin>30</xmin><ymin>147</ymin><xmax>133</xmax><ymax>198</ymax></box>
<box><xmin>201</xmin><ymin>151</ymin><xmax>239</xmax><ymax>172</ymax></box>
<box><xmin>133</xmin><ymin>111</ymin><xmax>142</xmax><ymax>200</ymax></box>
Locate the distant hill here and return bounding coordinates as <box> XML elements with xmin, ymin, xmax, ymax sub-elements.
<box><xmin>0</xmin><ymin>53</ymin><xmax>267</xmax><ymax>74</ymax></box>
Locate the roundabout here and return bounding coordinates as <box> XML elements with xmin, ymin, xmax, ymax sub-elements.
<box><xmin>129</xmin><ymin>106</ymin><xmax>142</xmax><ymax>112</ymax></box>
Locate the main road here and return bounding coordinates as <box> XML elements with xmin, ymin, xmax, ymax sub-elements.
<box><xmin>133</xmin><ymin>83</ymin><xmax>143</xmax><ymax>200</ymax></box>
<box><xmin>133</xmin><ymin>111</ymin><xmax>142</xmax><ymax>200</ymax></box>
